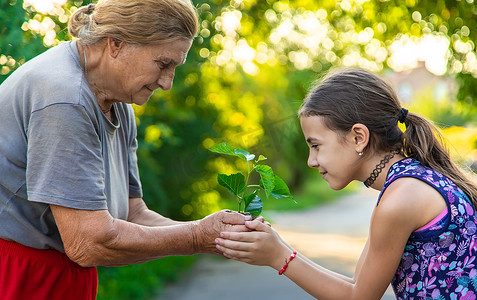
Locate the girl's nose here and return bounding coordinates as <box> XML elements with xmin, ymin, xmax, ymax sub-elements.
<box><xmin>307</xmin><ymin>153</ymin><xmax>319</xmax><ymax>168</ymax></box>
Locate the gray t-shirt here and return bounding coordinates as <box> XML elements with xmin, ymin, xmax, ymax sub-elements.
<box><xmin>0</xmin><ymin>41</ymin><xmax>143</xmax><ymax>251</ymax></box>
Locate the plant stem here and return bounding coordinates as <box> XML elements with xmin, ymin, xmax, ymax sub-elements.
<box><xmin>240</xmin><ymin>161</ymin><xmax>252</xmax><ymax>212</ymax></box>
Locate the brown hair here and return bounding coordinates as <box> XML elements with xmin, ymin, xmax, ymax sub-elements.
<box><xmin>68</xmin><ymin>0</ymin><xmax>199</xmax><ymax>45</ymax></box>
<box><xmin>299</xmin><ymin>68</ymin><xmax>477</xmax><ymax>205</ymax></box>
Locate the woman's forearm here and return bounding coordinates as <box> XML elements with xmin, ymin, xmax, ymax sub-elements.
<box><xmin>56</xmin><ymin>208</ymin><xmax>198</xmax><ymax>267</ymax></box>
<box><xmin>90</xmin><ymin>220</ymin><xmax>200</xmax><ymax>267</ymax></box>
<box><xmin>51</xmin><ymin>205</ymin><xmax>247</xmax><ymax>267</ymax></box>
<box><xmin>127</xmin><ymin>197</ymin><xmax>182</xmax><ymax>226</ymax></box>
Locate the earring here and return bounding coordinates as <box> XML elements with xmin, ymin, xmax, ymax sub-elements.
<box><xmin>358</xmin><ymin>152</ymin><xmax>363</xmax><ymax>156</ymax></box>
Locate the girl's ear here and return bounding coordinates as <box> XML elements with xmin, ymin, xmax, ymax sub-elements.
<box><xmin>350</xmin><ymin>123</ymin><xmax>369</xmax><ymax>153</ymax></box>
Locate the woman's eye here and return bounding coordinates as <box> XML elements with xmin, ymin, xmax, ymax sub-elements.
<box><xmin>156</xmin><ymin>61</ymin><xmax>173</xmax><ymax>70</ymax></box>
<box><xmin>311</xmin><ymin>144</ymin><xmax>319</xmax><ymax>150</ymax></box>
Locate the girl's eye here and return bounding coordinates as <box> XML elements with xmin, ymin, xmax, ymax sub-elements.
<box><xmin>311</xmin><ymin>144</ymin><xmax>319</xmax><ymax>150</ymax></box>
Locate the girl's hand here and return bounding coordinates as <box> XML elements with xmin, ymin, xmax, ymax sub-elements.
<box><xmin>215</xmin><ymin>220</ymin><xmax>291</xmax><ymax>270</ymax></box>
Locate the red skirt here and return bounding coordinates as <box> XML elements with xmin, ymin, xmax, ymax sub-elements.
<box><xmin>0</xmin><ymin>238</ymin><xmax>98</xmax><ymax>300</ymax></box>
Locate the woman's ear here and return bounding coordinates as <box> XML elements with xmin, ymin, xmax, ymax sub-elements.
<box><xmin>107</xmin><ymin>37</ymin><xmax>123</xmax><ymax>58</ymax></box>
<box><xmin>350</xmin><ymin>123</ymin><xmax>369</xmax><ymax>152</ymax></box>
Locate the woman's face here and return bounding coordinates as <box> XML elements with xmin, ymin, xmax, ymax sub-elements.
<box><xmin>300</xmin><ymin>115</ymin><xmax>362</xmax><ymax>190</ymax></box>
<box><xmin>108</xmin><ymin>38</ymin><xmax>192</xmax><ymax>105</ymax></box>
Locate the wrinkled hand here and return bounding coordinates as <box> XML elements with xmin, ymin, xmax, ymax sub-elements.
<box><xmin>190</xmin><ymin>210</ymin><xmax>252</xmax><ymax>255</ymax></box>
<box><xmin>214</xmin><ymin>220</ymin><xmax>291</xmax><ymax>269</ymax></box>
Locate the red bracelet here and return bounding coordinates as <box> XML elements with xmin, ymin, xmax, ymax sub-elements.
<box><xmin>278</xmin><ymin>251</ymin><xmax>297</xmax><ymax>275</ymax></box>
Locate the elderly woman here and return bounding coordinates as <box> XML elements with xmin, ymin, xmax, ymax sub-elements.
<box><xmin>0</xmin><ymin>0</ymin><xmax>249</xmax><ymax>299</ymax></box>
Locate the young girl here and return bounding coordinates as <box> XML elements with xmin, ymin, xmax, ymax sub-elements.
<box><xmin>215</xmin><ymin>68</ymin><xmax>477</xmax><ymax>299</ymax></box>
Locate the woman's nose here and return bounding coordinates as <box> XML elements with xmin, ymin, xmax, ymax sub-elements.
<box><xmin>157</xmin><ymin>69</ymin><xmax>175</xmax><ymax>91</ymax></box>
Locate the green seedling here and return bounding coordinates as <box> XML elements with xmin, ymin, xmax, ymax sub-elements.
<box><xmin>209</xmin><ymin>142</ymin><xmax>295</xmax><ymax>216</ymax></box>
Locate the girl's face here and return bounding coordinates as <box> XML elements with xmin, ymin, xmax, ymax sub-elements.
<box><xmin>300</xmin><ymin>115</ymin><xmax>363</xmax><ymax>190</ymax></box>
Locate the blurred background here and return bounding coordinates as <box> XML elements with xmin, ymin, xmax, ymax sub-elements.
<box><xmin>2</xmin><ymin>0</ymin><xmax>477</xmax><ymax>299</ymax></box>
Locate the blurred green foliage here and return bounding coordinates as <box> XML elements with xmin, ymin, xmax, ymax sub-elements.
<box><xmin>407</xmin><ymin>87</ymin><xmax>477</xmax><ymax>128</ymax></box>
<box><xmin>0</xmin><ymin>0</ymin><xmax>45</xmax><ymax>75</ymax></box>
<box><xmin>3</xmin><ymin>0</ymin><xmax>477</xmax><ymax>219</ymax></box>
<box><xmin>3</xmin><ymin>0</ymin><xmax>477</xmax><ymax>298</ymax></box>
<box><xmin>405</xmin><ymin>86</ymin><xmax>477</xmax><ymax>166</ymax></box>
<box><xmin>96</xmin><ymin>256</ymin><xmax>197</xmax><ymax>300</ymax></box>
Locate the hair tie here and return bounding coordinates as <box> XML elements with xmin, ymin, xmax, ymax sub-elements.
<box><xmin>398</xmin><ymin>108</ymin><xmax>408</xmax><ymax>123</ymax></box>
<box><xmin>86</xmin><ymin>4</ymin><xmax>95</xmax><ymax>14</ymax></box>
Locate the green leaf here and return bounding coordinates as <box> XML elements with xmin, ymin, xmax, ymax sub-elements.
<box><xmin>255</xmin><ymin>165</ymin><xmax>275</xmax><ymax>199</ymax></box>
<box><xmin>256</xmin><ymin>155</ymin><xmax>267</xmax><ymax>162</ymax></box>
<box><xmin>245</xmin><ymin>194</ymin><xmax>263</xmax><ymax>217</ymax></box>
<box><xmin>271</xmin><ymin>175</ymin><xmax>296</xmax><ymax>202</ymax></box>
<box><xmin>209</xmin><ymin>142</ymin><xmax>237</xmax><ymax>156</ymax></box>
<box><xmin>217</xmin><ymin>173</ymin><xmax>246</xmax><ymax>196</ymax></box>
<box><xmin>234</xmin><ymin>148</ymin><xmax>255</xmax><ymax>161</ymax></box>
<box><xmin>209</xmin><ymin>142</ymin><xmax>255</xmax><ymax>161</ymax></box>
<box><xmin>243</xmin><ymin>190</ymin><xmax>259</xmax><ymax>209</ymax></box>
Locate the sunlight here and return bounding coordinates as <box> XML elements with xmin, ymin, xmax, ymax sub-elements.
<box><xmin>23</xmin><ymin>0</ymin><xmax>463</xmax><ymax>78</ymax></box>
<box><xmin>24</xmin><ymin>0</ymin><xmax>67</xmax><ymax>15</ymax></box>
<box><xmin>218</xmin><ymin>10</ymin><xmax>242</xmax><ymax>37</ymax></box>
<box><xmin>388</xmin><ymin>34</ymin><xmax>450</xmax><ymax>75</ymax></box>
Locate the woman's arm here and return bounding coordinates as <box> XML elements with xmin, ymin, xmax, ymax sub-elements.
<box><xmin>127</xmin><ymin>197</ymin><xmax>182</xmax><ymax>226</ymax></box>
<box><xmin>50</xmin><ymin>204</ymin><xmax>249</xmax><ymax>268</ymax></box>
<box><xmin>127</xmin><ymin>197</ymin><xmax>266</xmax><ymax>226</ymax></box>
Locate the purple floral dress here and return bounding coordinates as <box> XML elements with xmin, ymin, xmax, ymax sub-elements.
<box><xmin>378</xmin><ymin>158</ymin><xmax>477</xmax><ymax>300</ymax></box>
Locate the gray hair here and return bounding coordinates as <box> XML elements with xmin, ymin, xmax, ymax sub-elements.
<box><xmin>68</xmin><ymin>0</ymin><xmax>199</xmax><ymax>45</ymax></box>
